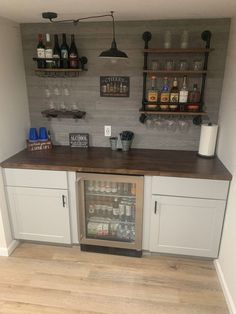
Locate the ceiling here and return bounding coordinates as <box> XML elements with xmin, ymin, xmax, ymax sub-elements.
<box><xmin>0</xmin><ymin>0</ymin><xmax>236</xmax><ymax>23</ymax></box>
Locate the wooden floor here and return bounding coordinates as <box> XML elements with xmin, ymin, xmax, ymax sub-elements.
<box><xmin>0</xmin><ymin>243</ymin><xmax>228</xmax><ymax>314</ymax></box>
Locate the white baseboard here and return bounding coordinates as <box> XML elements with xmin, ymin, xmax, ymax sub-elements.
<box><xmin>0</xmin><ymin>240</ymin><xmax>19</xmax><ymax>256</ymax></box>
<box><xmin>214</xmin><ymin>259</ymin><xmax>236</xmax><ymax>314</ymax></box>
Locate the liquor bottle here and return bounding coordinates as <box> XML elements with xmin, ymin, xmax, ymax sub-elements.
<box><xmin>53</xmin><ymin>34</ymin><xmax>60</xmax><ymax>68</ymax></box>
<box><xmin>60</xmin><ymin>33</ymin><xmax>69</xmax><ymax>68</ymax></box>
<box><xmin>36</xmin><ymin>34</ymin><xmax>45</xmax><ymax>68</ymax></box>
<box><xmin>147</xmin><ymin>76</ymin><xmax>158</xmax><ymax>108</ymax></box>
<box><xmin>188</xmin><ymin>83</ymin><xmax>201</xmax><ymax>103</ymax></box>
<box><xmin>45</xmin><ymin>33</ymin><xmax>53</xmax><ymax>68</ymax></box>
<box><xmin>179</xmin><ymin>76</ymin><xmax>189</xmax><ymax>111</ymax></box>
<box><xmin>113</xmin><ymin>198</ymin><xmax>120</xmax><ymax>219</ymax></box>
<box><xmin>69</xmin><ymin>34</ymin><xmax>79</xmax><ymax>69</ymax></box>
<box><xmin>160</xmin><ymin>77</ymin><xmax>170</xmax><ymax>103</ymax></box>
<box><xmin>160</xmin><ymin>77</ymin><xmax>170</xmax><ymax>111</ymax></box>
<box><xmin>169</xmin><ymin>77</ymin><xmax>179</xmax><ymax>111</ymax></box>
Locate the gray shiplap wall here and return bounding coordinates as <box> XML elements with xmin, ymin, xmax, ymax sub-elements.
<box><xmin>21</xmin><ymin>19</ymin><xmax>230</xmax><ymax>150</ymax></box>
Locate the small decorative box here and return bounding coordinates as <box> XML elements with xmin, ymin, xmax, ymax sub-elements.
<box><xmin>27</xmin><ymin>140</ymin><xmax>53</xmax><ymax>152</ymax></box>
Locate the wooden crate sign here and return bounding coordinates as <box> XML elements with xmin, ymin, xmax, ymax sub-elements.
<box><xmin>27</xmin><ymin>140</ymin><xmax>52</xmax><ymax>151</ymax></box>
<box><xmin>69</xmin><ymin>133</ymin><xmax>89</xmax><ymax>148</ymax></box>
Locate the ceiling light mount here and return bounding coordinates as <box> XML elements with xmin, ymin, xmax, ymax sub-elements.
<box><xmin>41</xmin><ymin>11</ymin><xmax>128</xmax><ymax>59</ymax></box>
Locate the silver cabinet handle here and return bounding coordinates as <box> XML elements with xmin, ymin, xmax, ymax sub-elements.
<box><xmin>62</xmin><ymin>195</ymin><xmax>66</xmax><ymax>207</ymax></box>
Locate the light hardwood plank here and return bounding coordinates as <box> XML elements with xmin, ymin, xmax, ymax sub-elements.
<box><xmin>0</xmin><ymin>243</ymin><xmax>229</xmax><ymax>314</ymax></box>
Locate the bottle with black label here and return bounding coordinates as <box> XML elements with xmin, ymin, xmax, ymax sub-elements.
<box><xmin>169</xmin><ymin>77</ymin><xmax>179</xmax><ymax>111</ymax></box>
<box><xmin>60</xmin><ymin>33</ymin><xmax>69</xmax><ymax>68</ymax></box>
<box><xmin>45</xmin><ymin>33</ymin><xmax>53</xmax><ymax>68</ymax></box>
<box><xmin>69</xmin><ymin>34</ymin><xmax>79</xmax><ymax>68</ymax></box>
<box><xmin>36</xmin><ymin>34</ymin><xmax>45</xmax><ymax>68</ymax></box>
<box><xmin>53</xmin><ymin>34</ymin><xmax>60</xmax><ymax>68</ymax></box>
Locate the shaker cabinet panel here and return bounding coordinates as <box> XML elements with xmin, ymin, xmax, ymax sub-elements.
<box><xmin>7</xmin><ymin>186</ymin><xmax>71</xmax><ymax>244</ymax></box>
<box><xmin>150</xmin><ymin>195</ymin><xmax>226</xmax><ymax>258</ymax></box>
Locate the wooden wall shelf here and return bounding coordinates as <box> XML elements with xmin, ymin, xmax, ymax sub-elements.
<box><xmin>143</xmin><ymin>48</ymin><xmax>214</xmax><ymax>53</ymax></box>
<box><xmin>41</xmin><ymin>109</ymin><xmax>86</xmax><ymax>119</ymax></box>
<box><xmin>139</xmin><ymin>110</ymin><xmax>207</xmax><ymax>116</ymax></box>
<box><xmin>143</xmin><ymin>70</ymin><xmax>207</xmax><ymax>75</ymax></box>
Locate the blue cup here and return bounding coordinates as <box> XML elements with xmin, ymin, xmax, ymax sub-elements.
<box><xmin>28</xmin><ymin>128</ymin><xmax>38</xmax><ymax>142</ymax></box>
<box><xmin>39</xmin><ymin>127</ymin><xmax>48</xmax><ymax>141</ymax></box>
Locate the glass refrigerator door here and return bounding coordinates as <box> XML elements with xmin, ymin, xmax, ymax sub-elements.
<box><xmin>78</xmin><ymin>174</ymin><xmax>143</xmax><ymax>249</ymax></box>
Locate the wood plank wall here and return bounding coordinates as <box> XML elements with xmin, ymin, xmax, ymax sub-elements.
<box><xmin>20</xmin><ymin>18</ymin><xmax>230</xmax><ymax>149</ymax></box>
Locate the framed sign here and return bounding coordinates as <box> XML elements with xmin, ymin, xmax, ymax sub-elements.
<box><xmin>69</xmin><ymin>133</ymin><xmax>89</xmax><ymax>148</ymax></box>
<box><xmin>100</xmin><ymin>76</ymin><xmax>130</xmax><ymax>97</ymax></box>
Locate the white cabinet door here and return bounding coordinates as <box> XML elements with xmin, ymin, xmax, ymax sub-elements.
<box><xmin>150</xmin><ymin>195</ymin><xmax>226</xmax><ymax>258</ymax></box>
<box><xmin>7</xmin><ymin>187</ymin><xmax>71</xmax><ymax>244</ymax></box>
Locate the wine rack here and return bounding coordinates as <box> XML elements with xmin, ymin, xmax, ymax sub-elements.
<box><xmin>140</xmin><ymin>31</ymin><xmax>213</xmax><ymax>125</ymax></box>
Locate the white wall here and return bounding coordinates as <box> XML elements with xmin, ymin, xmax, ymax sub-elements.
<box><xmin>217</xmin><ymin>17</ymin><xmax>236</xmax><ymax>313</ymax></box>
<box><xmin>0</xmin><ymin>16</ymin><xmax>30</xmax><ymax>253</ymax></box>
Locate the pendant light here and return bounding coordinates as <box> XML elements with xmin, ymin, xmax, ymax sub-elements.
<box><xmin>99</xmin><ymin>11</ymin><xmax>128</xmax><ymax>59</ymax></box>
<box><xmin>42</xmin><ymin>11</ymin><xmax>128</xmax><ymax>60</ymax></box>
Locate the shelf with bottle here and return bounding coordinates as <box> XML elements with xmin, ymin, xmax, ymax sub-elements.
<box><xmin>34</xmin><ymin>33</ymin><xmax>88</xmax><ymax>77</ymax></box>
<box><xmin>86</xmin><ymin>219</ymin><xmax>135</xmax><ymax>242</ymax></box>
<box><xmin>144</xmin><ymin>70</ymin><xmax>207</xmax><ymax>75</ymax></box>
<box><xmin>143</xmin><ymin>48</ymin><xmax>214</xmax><ymax>54</ymax></box>
<box><xmin>86</xmin><ymin>193</ymin><xmax>136</xmax><ymax>199</ymax></box>
<box><xmin>141</xmin><ymin>30</ymin><xmax>212</xmax><ymax>125</ymax></box>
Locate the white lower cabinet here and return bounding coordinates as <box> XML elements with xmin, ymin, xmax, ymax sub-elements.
<box><xmin>149</xmin><ymin>195</ymin><xmax>226</xmax><ymax>258</ymax></box>
<box><xmin>7</xmin><ymin>186</ymin><xmax>71</xmax><ymax>244</ymax></box>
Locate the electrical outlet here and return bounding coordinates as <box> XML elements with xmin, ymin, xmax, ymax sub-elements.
<box><xmin>104</xmin><ymin>125</ymin><xmax>111</xmax><ymax>137</ymax></box>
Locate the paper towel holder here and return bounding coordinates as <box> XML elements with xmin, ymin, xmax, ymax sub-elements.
<box><xmin>197</xmin><ymin>122</ymin><xmax>218</xmax><ymax>159</ymax></box>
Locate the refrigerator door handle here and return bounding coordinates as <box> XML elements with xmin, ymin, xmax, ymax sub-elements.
<box><xmin>154</xmin><ymin>201</ymin><xmax>160</xmax><ymax>214</ymax></box>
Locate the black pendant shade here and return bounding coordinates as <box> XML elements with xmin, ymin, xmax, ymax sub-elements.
<box><xmin>99</xmin><ymin>39</ymin><xmax>128</xmax><ymax>59</ymax></box>
<box><xmin>42</xmin><ymin>11</ymin><xmax>128</xmax><ymax>60</ymax></box>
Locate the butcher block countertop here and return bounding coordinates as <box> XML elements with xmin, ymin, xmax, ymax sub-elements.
<box><xmin>0</xmin><ymin>146</ymin><xmax>232</xmax><ymax>180</ymax></box>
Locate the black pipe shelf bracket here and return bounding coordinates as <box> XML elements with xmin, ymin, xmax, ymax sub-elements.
<box><xmin>140</xmin><ymin>30</ymin><xmax>212</xmax><ymax>126</ymax></box>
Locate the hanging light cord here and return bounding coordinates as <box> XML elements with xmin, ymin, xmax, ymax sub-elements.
<box><xmin>48</xmin><ymin>11</ymin><xmax>115</xmax><ymax>27</ymax></box>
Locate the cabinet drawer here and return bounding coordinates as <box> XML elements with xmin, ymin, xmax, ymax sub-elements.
<box><xmin>152</xmin><ymin>176</ymin><xmax>229</xmax><ymax>200</ymax></box>
<box><xmin>4</xmin><ymin>168</ymin><xmax>68</xmax><ymax>189</ymax></box>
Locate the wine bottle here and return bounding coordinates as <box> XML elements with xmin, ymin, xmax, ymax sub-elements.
<box><xmin>36</xmin><ymin>34</ymin><xmax>45</xmax><ymax>68</ymax></box>
<box><xmin>69</xmin><ymin>34</ymin><xmax>79</xmax><ymax>68</ymax></box>
<box><xmin>45</xmin><ymin>33</ymin><xmax>53</xmax><ymax>68</ymax></box>
<box><xmin>60</xmin><ymin>33</ymin><xmax>69</xmax><ymax>68</ymax></box>
<box><xmin>53</xmin><ymin>34</ymin><xmax>60</xmax><ymax>68</ymax></box>
<box><xmin>179</xmin><ymin>76</ymin><xmax>189</xmax><ymax>111</ymax></box>
<box><xmin>169</xmin><ymin>77</ymin><xmax>179</xmax><ymax>111</ymax></box>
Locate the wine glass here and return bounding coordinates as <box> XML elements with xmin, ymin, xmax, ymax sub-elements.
<box><xmin>145</xmin><ymin>116</ymin><xmax>154</xmax><ymax>129</ymax></box>
<box><xmin>166</xmin><ymin>117</ymin><xmax>178</xmax><ymax>132</ymax></box>
<box><xmin>178</xmin><ymin>117</ymin><xmax>190</xmax><ymax>133</ymax></box>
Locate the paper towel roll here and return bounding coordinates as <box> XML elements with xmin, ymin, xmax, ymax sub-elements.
<box><xmin>198</xmin><ymin>123</ymin><xmax>218</xmax><ymax>157</ymax></box>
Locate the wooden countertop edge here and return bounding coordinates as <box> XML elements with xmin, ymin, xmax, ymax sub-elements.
<box><xmin>1</xmin><ymin>162</ymin><xmax>232</xmax><ymax>181</ymax></box>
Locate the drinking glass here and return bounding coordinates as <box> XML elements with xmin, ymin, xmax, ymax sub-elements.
<box><xmin>180</xmin><ymin>30</ymin><xmax>189</xmax><ymax>49</ymax></box>
<box><xmin>165</xmin><ymin>59</ymin><xmax>174</xmax><ymax>71</ymax></box>
<box><xmin>193</xmin><ymin>60</ymin><xmax>203</xmax><ymax>71</ymax></box>
<box><xmin>179</xmin><ymin>60</ymin><xmax>188</xmax><ymax>71</ymax></box>
<box><xmin>151</xmin><ymin>60</ymin><xmax>160</xmax><ymax>71</ymax></box>
<box><xmin>164</xmin><ymin>30</ymin><xmax>172</xmax><ymax>48</ymax></box>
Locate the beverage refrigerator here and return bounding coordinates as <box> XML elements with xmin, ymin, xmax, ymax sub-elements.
<box><xmin>77</xmin><ymin>173</ymin><xmax>144</xmax><ymax>257</ymax></box>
